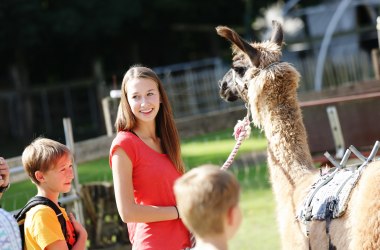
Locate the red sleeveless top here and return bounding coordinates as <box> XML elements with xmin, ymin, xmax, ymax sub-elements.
<box><xmin>110</xmin><ymin>131</ymin><xmax>191</xmax><ymax>250</ymax></box>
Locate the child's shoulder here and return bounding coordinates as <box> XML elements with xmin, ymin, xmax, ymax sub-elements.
<box><xmin>0</xmin><ymin>208</ymin><xmax>21</xmax><ymax>250</ymax></box>
<box><xmin>25</xmin><ymin>202</ymin><xmax>65</xmax><ymax>223</ymax></box>
<box><xmin>0</xmin><ymin>208</ymin><xmax>18</xmax><ymax>228</ymax></box>
<box><xmin>24</xmin><ymin>203</ymin><xmax>66</xmax><ymax>231</ymax></box>
<box><xmin>27</xmin><ymin>204</ymin><xmax>57</xmax><ymax>216</ymax></box>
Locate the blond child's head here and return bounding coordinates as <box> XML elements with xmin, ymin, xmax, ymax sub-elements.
<box><xmin>174</xmin><ymin>164</ymin><xmax>241</xmax><ymax>239</ymax></box>
<box><xmin>22</xmin><ymin>137</ymin><xmax>72</xmax><ymax>185</ymax></box>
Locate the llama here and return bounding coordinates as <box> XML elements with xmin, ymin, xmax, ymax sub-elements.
<box><xmin>216</xmin><ymin>20</ymin><xmax>380</xmax><ymax>249</ymax></box>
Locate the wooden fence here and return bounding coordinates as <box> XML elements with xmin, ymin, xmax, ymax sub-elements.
<box><xmin>300</xmin><ymin>80</ymin><xmax>380</xmax><ymax>161</ymax></box>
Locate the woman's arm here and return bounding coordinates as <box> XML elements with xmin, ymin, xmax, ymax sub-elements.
<box><xmin>112</xmin><ymin>148</ymin><xmax>178</xmax><ymax>223</ymax></box>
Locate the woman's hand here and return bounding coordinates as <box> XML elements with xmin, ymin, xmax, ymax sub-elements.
<box><xmin>0</xmin><ymin>157</ymin><xmax>10</xmax><ymax>190</ymax></box>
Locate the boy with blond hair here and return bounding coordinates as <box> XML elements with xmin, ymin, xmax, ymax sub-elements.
<box><xmin>19</xmin><ymin>137</ymin><xmax>87</xmax><ymax>250</ymax></box>
<box><xmin>174</xmin><ymin>164</ymin><xmax>242</xmax><ymax>250</ymax></box>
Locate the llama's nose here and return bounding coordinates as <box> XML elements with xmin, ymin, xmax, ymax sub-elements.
<box><xmin>219</xmin><ymin>82</ymin><xmax>228</xmax><ymax>97</ymax></box>
<box><xmin>219</xmin><ymin>86</ymin><xmax>238</xmax><ymax>102</ymax></box>
<box><xmin>221</xmin><ymin>81</ymin><xmax>228</xmax><ymax>90</ymax></box>
<box><xmin>226</xmin><ymin>95</ymin><xmax>238</xmax><ymax>102</ymax></box>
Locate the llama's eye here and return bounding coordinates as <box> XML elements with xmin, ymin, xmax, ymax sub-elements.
<box><xmin>233</xmin><ymin>66</ymin><xmax>246</xmax><ymax>76</ymax></box>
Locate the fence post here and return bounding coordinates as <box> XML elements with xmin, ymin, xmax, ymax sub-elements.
<box><xmin>326</xmin><ymin>106</ymin><xmax>345</xmax><ymax>159</ymax></box>
<box><xmin>185</xmin><ymin>69</ymin><xmax>200</xmax><ymax>115</ymax></box>
<box><xmin>374</xmin><ymin>17</ymin><xmax>380</xmax><ymax>81</ymax></box>
<box><xmin>62</xmin><ymin>118</ymin><xmax>85</xmax><ymax>227</ymax></box>
<box><xmin>377</xmin><ymin>16</ymin><xmax>380</xmax><ymax>49</ymax></box>
<box><xmin>372</xmin><ymin>49</ymin><xmax>380</xmax><ymax>81</ymax></box>
<box><xmin>102</xmin><ymin>97</ymin><xmax>114</xmax><ymax>137</ymax></box>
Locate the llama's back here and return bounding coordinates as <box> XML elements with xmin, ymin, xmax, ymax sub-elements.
<box><xmin>305</xmin><ymin>161</ymin><xmax>380</xmax><ymax>250</ymax></box>
<box><xmin>349</xmin><ymin>160</ymin><xmax>380</xmax><ymax>249</ymax></box>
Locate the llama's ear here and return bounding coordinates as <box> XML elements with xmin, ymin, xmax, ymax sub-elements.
<box><xmin>216</xmin><ymin>26</ymin><xmax>260</xmax><ymax>67</ymax></box>
<box><xmin>270</xmin><ymin>20</ymin><xmax>283</xmax><ymax>47</ymax></box>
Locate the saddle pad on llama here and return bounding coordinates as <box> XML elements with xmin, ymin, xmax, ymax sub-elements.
<box><xmin>297</xmin><ymin>167</ymin><xmax>362</xmax><ymax>223</ymax></box>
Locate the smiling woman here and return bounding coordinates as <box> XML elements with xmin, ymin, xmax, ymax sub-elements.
<box><xmin>126</xmin><ymin>77</ymin><xmax>161</xmax><ymax>127</ymax></box>
<box><xmin>109</xmin><ymin>65</ymin><xmax>192</xmax><ymax>250</ymax></box>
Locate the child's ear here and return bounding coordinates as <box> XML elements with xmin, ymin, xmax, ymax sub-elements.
<box><xmin>227</xmin><ymin>206</ymin><xmax>235</xmax><ymax>225</ymax></box>
<box><xmin>35</xmin><ymin>171</ymin><xmax>45</xmax><ymax>183</ymax></box>
<box><xmin>225</xmin><ymin>204</ymin><xmax>242</xmax><ymax>239</ymax></box>
<box><xmin>227</xmin><ymin>204</ymin><xmax>241</xmax><ymax>225</ymax></box>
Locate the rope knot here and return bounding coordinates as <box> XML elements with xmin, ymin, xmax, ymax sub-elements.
<box><xmin>221</xmin><ymin>112</ymin><xmax>252</xmax><ymax>171</ymax></box>
<box><xmin>233</xmin><ymin>117</ymin><xmax>251</xmax><ymax>141</ymax></box>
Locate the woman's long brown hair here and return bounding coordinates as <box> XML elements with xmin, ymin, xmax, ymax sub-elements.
<box><xmin>115</xmin><ymin>65</ymin><xmax>185</xmax><ymax>174</ymax></box>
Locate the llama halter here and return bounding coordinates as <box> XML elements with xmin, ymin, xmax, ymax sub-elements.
<box><xmin>221</xmin><ymin>104</ymin><xmax>252</xmax><ymax>170</ymax></box>
<box><xmin>230</xmin><ymin>69</ymin><xmax>247</xmax><ymax>102</ymax></box>
<box><xmin>219</xmin><ymin>62</ymin><xmax>281</xmax><ymax>171</ymax></box>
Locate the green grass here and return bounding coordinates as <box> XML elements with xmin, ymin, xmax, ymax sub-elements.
<box><xmin>1</xmin><ymin>128</ymin><xmax>280</xmax><ymax>249</ymax></box>
<box><xmin>181</xmin><ymin>128</ymin><xmax>267</xmax><ymax>168</ymax></box>
<box><xmin>229</xmin><ymin>164</ymin><xmax>279</xmax><ymax>250</ymax></box>
<box><xmin>231</xmin><ymin>188</ymin><xmax>279</xmax><ymax>250</ymax></box>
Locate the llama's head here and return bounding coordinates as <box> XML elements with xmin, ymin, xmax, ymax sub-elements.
<box><xmin>216</xmin><ymin>20</ymin><xmax>284</xmax><ymax>104</ymax></box>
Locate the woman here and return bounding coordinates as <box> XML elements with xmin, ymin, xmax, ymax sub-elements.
<box><xmin>109</xmin><ymin>65</ymin><xmax>191</xmax><ymax>250</ymax></box>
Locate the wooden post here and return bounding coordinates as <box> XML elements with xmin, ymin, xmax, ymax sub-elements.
<box><xmin>62</xmin><ymin>118</ymin><xmax>86</xmax><ymax>229</ymax></box>
<box><xmin>185</xmin><ymin>69</ymin><xmax>200</xmax><ymax>115</ymax></box>
<box><xmin>374</xmin><ymin>17</ymin><xmax>380</xmax><ymax>81</ymax></box>
<box><xmin>377</xmin><ymin>16</ymin><xmax>380</xmax><ymax>49</ymax></box>
<box><xmin>372</xmin><ymin>49</ymin><xmax>380</xmax><ymax>81</ymax></box>
<box><xmin>102</xmin><ymin>97</ymin><xmax>114</xmax><ymax>136</ymax></box>
<box><xmin>326</xmin><ymin>106</ymin><xmax>345</xmax><ymax>159</ymax></box>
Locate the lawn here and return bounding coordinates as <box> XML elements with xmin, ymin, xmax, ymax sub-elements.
<box><xmin>1</xmin><ymin>128</ymin><xmax>279</xmax><ymax>249</ymax></box>
<box><xmin>230</xmin><ymin>164</ymin><xmax>280</xmax><ymax>250</ymax></box>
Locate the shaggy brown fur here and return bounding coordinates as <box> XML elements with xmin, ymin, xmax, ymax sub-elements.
<box><xmin>216</xmin><ymin>20</ymin><xmax>380</xmax><ymax>250</ymax></box>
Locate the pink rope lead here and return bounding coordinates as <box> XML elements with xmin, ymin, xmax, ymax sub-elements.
<box><xmin>221</xmin><ymin>111</ymin><xmax>251</xmax><ymax>170</ymax></box>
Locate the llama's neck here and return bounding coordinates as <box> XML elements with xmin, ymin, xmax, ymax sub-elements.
<box><xmin>263</xmin><ymin>96</ymin><xmax>314</xmax><ymax>189</ymax></box>
<box><xmin>248</xmin><ymin>64</ymin><xmax>315</xmax><ymax>190</ymax></box>
<box><xmin>261</xmin><ymin>93</ymin><xmax>318</xmax><ymax>244</ymax></box>
<box><xmin>248</xmin><ymin>63</ymin><xmax>317</xmax><ymax>211</ymax></box>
